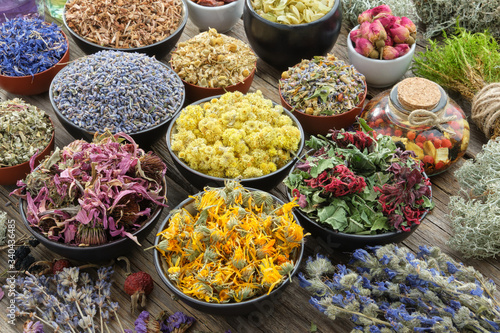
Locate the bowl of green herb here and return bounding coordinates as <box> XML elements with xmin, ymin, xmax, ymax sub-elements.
<box><xmin>284</xmin><ymin>119</ymin><xmax>433</xmax><ymax>250</ymax></box>
<box><xmin>0</xmin><ymin>99</ymin><xmax>55</xmax><ymax>186</ymax></box>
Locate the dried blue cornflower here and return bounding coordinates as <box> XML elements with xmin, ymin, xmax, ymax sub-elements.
<box><xmin>300</xmin><ymin>244</ymin><xmax>500</xmax><ymax>332</ymax></box>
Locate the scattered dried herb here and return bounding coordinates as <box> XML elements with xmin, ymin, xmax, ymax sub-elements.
<box><xmin>284</xmin><ymin>120</ymin><xmax>433</xmax><ymax>234</ymax></box>
<box><xmin>125</xmin><ymin>310</ymin><xmax>196</xmax><ymax>333</ymax></box>
<box><xmin>171</xmin><ymin>28</ymin><xmax>257</xmax><ymax>88</ymax></box>
<box><xmin>171</xmin><ymin>90</ymin><xmax>302</xmax><ymax>179</ymax></box>
<box><xmin>65</xmin><ymin>0</ymin><xmax>183</xmax><ymax>48</ymax></box>
<box><xmin>299</xmin><ymin>244</ymin><xmax>500</xmax><ymax>332</ymax></box>
<box><xmin>0</xmin><ymin>15</ymin><xmax>67</xmax><ymax>77</ymax></box>
<box><xmin>341</xmin><ymin>0</ymin><xmax>419</xmax><ymax>28</ymax></box>
<box><xmin>251</xmin><ymin>0</ymin><xmax>335</xmax><ymax>24</ymax></box>
<box><xmin>0</xmin><ymin>99</ymin><xmax>54</xmax><ymax>168</ymax></box>
<box><xmin>0</xmin><ymin>210</ymin><xmax>6</xmax><ymax>246</ymax></box>
<box><xmin>413</xmin><ymin>0</ymin><xmax>500</xmax><ymax>39</ymax></box>
<box><xmin>11</xmin><ymin>132</ymin><xmax>167</xmax><ymax>246</ymax></box>
<box><xmin>279</xmin><ymin>54</ymin><xmax>366</xmax><ymax>116</ymax></box>
<box><xmin>447</xmin><ymin>138</ymin><xmax>500</xmax><ymax>259</ymax></box>
<box><xmin>156</xmin><ymin>181</ymin><xmax>305</xmax><ymax>303</ymax></box>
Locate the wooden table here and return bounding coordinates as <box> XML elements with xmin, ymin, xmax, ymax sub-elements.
<box><xmin>1</xmin><ymin>14</ymin><xmax>498</xmax><ymax>333</ymax></box>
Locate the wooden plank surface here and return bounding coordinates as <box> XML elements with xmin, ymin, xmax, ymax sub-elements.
<box><xmin>1</xmin><ymin>12</ymin><xmax>498</xmax><ymax>333</ymax></box>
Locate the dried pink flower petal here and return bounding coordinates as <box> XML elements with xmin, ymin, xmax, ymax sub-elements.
<box><xmin>382</xmin><ymin>46</ymin><xmax>399</xmax><ymax>60</ymax></box>
<box><xmin>390</xmin><ymin>24</ymin><xmax>410</xmax><ymax>44</ymax></box>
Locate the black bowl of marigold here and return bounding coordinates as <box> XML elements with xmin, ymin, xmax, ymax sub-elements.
<box><xmin>153</xmin><ymin>181</ymin><xmax>306</xmax><ymax>315</ymax></box>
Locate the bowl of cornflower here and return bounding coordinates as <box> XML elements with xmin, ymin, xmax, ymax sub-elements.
<box><xmin>62</xmin><ymin>0</ymin><xmax>187</xmax><ymax>59</ymax></box>
<box><xmin>49</xmin><ymin>50</ymin><xmax>185</xmax><ymax>148</ymax></box>
<box><xmin>283</xmin><ymin>119</ymin><xmax>434</xmax><ymax>250</ymax></box>
<box><xmin>279</xmin><ymin>54</ymin><xmax>367</xmax><ymax>136</ymax></box>
<box><xmin>0</xmin><ymin>15</ymin><xmax>70</xmax><ymax>95</ymax></box>
<box><xmin>153</xmin><ymin>181</ymin><xmax>306</xmax><ymax>315</ymax></box>
<box><xmin>12</xmin><ymin>132</ymin><xmax>168</xmax><ymax>263</ymax></box>
<box><xmin>166</xmin><ymin>90</ymin><xmax>305</xmax><ymax>191</ymax></box>
<box><xmin>170</xmin><ymin>28</ymin><xmax>257</xmax><ymax>102</ymax></box>
<box><xmin>0</xmin><ymin>99</ymin><xmax>55</xmax><ymax>186</ymax></box>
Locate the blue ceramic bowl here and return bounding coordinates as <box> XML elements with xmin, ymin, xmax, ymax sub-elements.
<box><xmin>243</xmin><ymin>0</ymin><xmax>342</xmax><ymax>70</ymax></box>
<box><xmin>153</xmin><ymin>189</ymin><xmax>304</xmax><ymax>315</ymax></box>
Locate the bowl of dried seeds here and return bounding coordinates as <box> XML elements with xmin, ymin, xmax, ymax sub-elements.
<box><xmin>153</xmin><ymin>182</ymin><xmax>305</xmax><ymax>315</ymax></box>
<box><xmin>49</xmin><ymin>50</ymin><xmax>185</xmax><ymax>148</ymax></box>
<box><xmin>0</xmin><ymin>99</ymin><xmax>55</xmax><ymax>186</ymax></box>
<box><xmin>63</xmin><ymin>0</ymin><xmax>188</xmax><ymax>59</ymax></box>
<box><xmin>278</xmin><ymin>54</ymin><xmax>367</xmax><ymax>135</ymax></box>
<box><xmin>0</xmin><ymin>16</ymin><xmax>70</xmax><ymax>95</ymax></box>
<box><xmin>170</xmin><ymin>28</ymin><xmax>257</xmax><ymax>102</ymax></box>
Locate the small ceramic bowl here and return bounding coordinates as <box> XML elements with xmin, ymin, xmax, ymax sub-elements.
<box><xmin>19</xmin><ymin>179</ymin><xmax>167</xmax><ymax>263</ymax></box>
<box><xmin>347</xmin><ymin>25</ymin><xmax>416</xmax><ymax>88</ymax></box>
<box><xmin>179</xmin><ymin>64</ymin><xmax>256</xmax><ymax>102</ymax></box>
<box><xmin>279</xmin><ymin>83</ymin><xmax>367</xmax><ymax>136</ymax></box>
<box><xmin>0</xmin><ymin>30</ymin><xmax>70</xmax><ymax>95</ymax></box>
<box><xmin>242</xmin><ymin>0</ymin><xmax>342</xmax><ymax>70</ymax></box>
<box><xmin>62</xmin><ymin>1</ymin><xmax>188</xmax><ymax>59</ymax></box>
<box><xmin>153</xmin><ymin>190</ymin><xmax>304</xmax><ymax>315</ymax></box>
<box><xmin>0</xmin><ymin>117</ymin><xmax>55</xmax><ymax>186</ymax></box>
<box><xmin>186</xmin><ymin>0</ymin><xmax>244</xmax><ymax>33</ymax></box>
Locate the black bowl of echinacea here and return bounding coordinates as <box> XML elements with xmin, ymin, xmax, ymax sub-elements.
<box><xmin>153</xmin><ymin>182</ymin><xmax>305</xmax><ymax>315</ymax></box>
<box><xmin>283</xmin><ymin>123</ymin><xmax>433</xmax><ymax>251</ymax></box>
<box><xmin>165</xmin><ymin>91</ymin><xmax>305</xmax><ymax>191</ymax></box>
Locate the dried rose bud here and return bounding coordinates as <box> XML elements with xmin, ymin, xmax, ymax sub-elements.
<box><xmin>385</xmin><ymin>35</ymin><xmax>394</xmax><ymax>47</ymax></box>
<box><xmin>359</xmin><ymin>21</ymin><xmax>371</xmax><ymax>39</ymax></box>
<box><xmin>368</xmin><ymin>20</ymin><xmax>387</xmax><ymax>49</ymax></box>
<box><xmin>400</xmin><ymin>16</ymin><xmax>416</xmax><ymax>34</ymax></box>
<box><xmin>350</xmin><ymin>29</ymin><xmax>362</xmax><ymax>43</ymax></box>
<box><xmin>394</xmin><ymin>43</ymin><xmax>411</xmax><ymax>57</ymax></box>
<box><xmin>390</xmin><ymin>24</ymin><xmax>410</xmax><ymax>44</ymax></box>
<box><xmin>357</xmin><ymin>8</ymin><xmax>373</xmax><ymax>24</ymax></box>
<box><xmin>382</xmin><ymin>45</ymin><xmax>399</xmax><ymax>60</ymax></box>
<box><xmin>370</xmin><ymin>5</ymin><xmax>392</xmax><ymax>17</ymax></box>
<box><xmin>355</xmin><ymin>37</ymin><xmax>375</xmax><ymax>58</ymax></box>
<box><xmin>375</xmin><ymin>14</ymin><xmax>399</xmax><ymax>29</ymax></box>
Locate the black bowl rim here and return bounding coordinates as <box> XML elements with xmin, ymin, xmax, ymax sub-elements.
<box><xmin>153</xmin><ymin>188</ymin><xmax>305</xmax><ymax>309</ymax></box>
<box><xmin>49</xmin><ymin>60</ymin><xmax>185</xmax><ymax>137</ymax></box>
<box><xmin>285</xmin><ymin>149</ymin><xmax>432</xmax><ymax>239</ymax></box>
<box><xmin>62</xmin><ymin>0</ymin><xmax>189</xmax><ymax>52</ymax></box>
<box><xmin>166</xmin><ymin>93</ymin><xmax>305</xmax><ymax>184</ymax></box>
<box><xmin>19</xmin><ymin>177</ymin><xmax>167</xmax><ymax>250</ymax></box>
<box><xmin>244</xmin><ymin>0</ymin><xmax>340</xmax><ymax>28</ymax></box>
<box><xmin>0</xmin><ymin>29</ymin><xmax>70</xmax><ymax>79</ymax></box>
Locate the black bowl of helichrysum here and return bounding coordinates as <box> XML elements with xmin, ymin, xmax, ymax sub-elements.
<box><xmin>63</xmin><ymin>0</ymin><xmax>188</xmax><ymax>59</ymax></box>
<box><xmin>166</xmin><ymin>91</ymin><xmax>305</xmax><ymax>191</ymax></box>
<box><xmin>50</xmin><ymin>50</ymin><xmax>185</xmax><ymax>147</ymax></box>
<box><xmin>243</xmin><ymin>0</ymin><xmax>342</xmax><ymax>70</ymax></box>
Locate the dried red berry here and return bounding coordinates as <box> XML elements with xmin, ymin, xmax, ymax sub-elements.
<box><xmin>124</xmin><ymin>271</ymin><xmax>154</xmax><ymax>312</ymax></box>
<box><xmin>52</xmin><ymin>259</ymin><xmax>71</xmax><ymax>274</ymax></box>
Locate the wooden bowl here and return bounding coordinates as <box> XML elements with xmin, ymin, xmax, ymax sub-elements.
<box><xmin>0</xmin><ymin>31</ymin><xmax>70</xmax><ymax>95</ymax></box>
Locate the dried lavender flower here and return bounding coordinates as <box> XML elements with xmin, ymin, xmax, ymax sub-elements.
<box><xmin>299</xmin><ymin>244</ymin><xmax>500</xmax><ymax>332</ymax></box>
<box><xmin>447</xmin><ymin>138</ymin><xmax>500</xmax><ymax>258</ymax></box>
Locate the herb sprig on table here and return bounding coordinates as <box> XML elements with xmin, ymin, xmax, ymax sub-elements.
<box><xmin>284</xmin><ymin>121</ymin><xmax>433</xmax><ymax>234</ymax></box>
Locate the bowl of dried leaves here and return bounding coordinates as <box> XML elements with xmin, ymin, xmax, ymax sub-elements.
<box><xmin>12</xmin><ymin>132</ymin><xmax>168</xmax><ymax>263</ymax></box>
<box><xmin>0</xmin><ymin>99</ymin><xmax>55</xmax><ymax>186</ymax></box>
<box><xmin>153</xmin><ymin>181</ymin><xmax>305</xmax><ymax>315</ymax></box>
<box><xmin>284</xmin><ymin>120</ymin><xmax>433</xmax><ymax>250</ymax></box>
<box><xmin>170</xmin><ymin>28</ymin><xmax>257</xmax><ymax>102</ymax></box>
<box><xmin>62</xmin><ymin>0</ymin><xmax>188</xmax><ymax>59</ymax></box>
<box><xmin>166</xmin><ymin>90</ymin><xmax>305</xmax><ymax>191</ymax></box>
<box><xmin>186</xmin><ymin>0</ymin><xmax>244</xmax><ymax>33</ymax></box>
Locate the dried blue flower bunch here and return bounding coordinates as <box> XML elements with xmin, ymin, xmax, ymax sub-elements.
<box><xmin>299</xmin><ymin>244</ymin><xmax>500</xmax><ymax>332</ymax></box>
<box><xmin>12</xmin><ymin>266</ymin><xmax>127</xmax><ymax>332</ymax></box>
<box><xmin>0</xmin><ymin>15</ymin><xmax>67</xmax><ymax>77</ymax></box>
<box><xmin>124</xmin><ymin>310</ymin><xmax>196</xmax><ymax>333</ymax></box>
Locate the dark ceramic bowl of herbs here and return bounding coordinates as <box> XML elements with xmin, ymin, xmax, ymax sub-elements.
<box><xmin>0</xmin><ymin>99</ymin><xmax>55</xmax><ymax>186</ymax></box>
<box><xmin>0</xmin><ymin>17</ymin><xmax>70</xmax><ymax>95</ymax></box>
<box><xmin>279</xmin><ymin>54</ymin><xmax>367</xmax><ymax>136</ymax></box>
<box><xmin>49</xmin><ymin>50</ymin><xmax>185</xmax><ymax>148</ymax></box>
<box><xmin>166</xmin><ymin>91</ymin><xmax>305</xmax><ymax>191</ymax></box>
<box><xmin>153</xmin><ymin>182</ymin><xmax>305</xmax><ymax>315</ymax></box>
<box><xmin>13</xmin><ymin>132</ymin><xmax>168</xmax><ymax>263</ymax></box>
<box><xmin>284</xmin><ymin>120</ymin><xmax>433</xmax><ymax>250</ymax></box>
<box><xmin>242</xmin><ymin>0</ymin><xmax>342</xmax><ymax>70</ymax></box>
<box><xmin>62</xmin><ymin>0</ymin><xmax>188</xmax><ymax>59</ymax></box>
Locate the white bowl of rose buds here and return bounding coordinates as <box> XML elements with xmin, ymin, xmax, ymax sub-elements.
<box><xmin>347</xmin><ymin>4</ymin><xmax>416</xmax><ymax>88</ymax></box>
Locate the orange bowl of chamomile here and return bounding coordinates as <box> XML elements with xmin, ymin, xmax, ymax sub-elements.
<box><xmin>153</xmin><ymin>182</ymin><xmax>305</xmax><ymax>315</ymax></box>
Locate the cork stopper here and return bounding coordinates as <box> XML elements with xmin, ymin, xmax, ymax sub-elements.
<box><xmin>397</xmin><ymin>77</ymin><xmax>441</xmax><ymax>110</ymax></box>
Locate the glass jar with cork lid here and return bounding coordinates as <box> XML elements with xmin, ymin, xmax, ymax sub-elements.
<box><xmin>360</xmin><ymin>77</ymin><xmax>470</xmax><ymax>175</ymax></box>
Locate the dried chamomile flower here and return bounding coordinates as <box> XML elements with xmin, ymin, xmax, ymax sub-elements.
<box><xmin>171</xmin><ymin>28</ymin><xmax>257</xmax><ymax>88</ymax></box>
